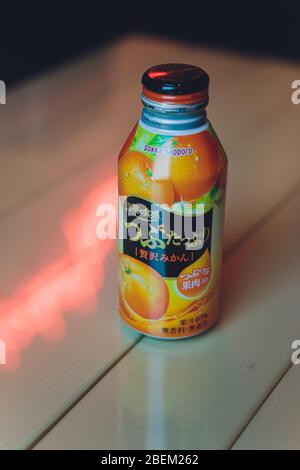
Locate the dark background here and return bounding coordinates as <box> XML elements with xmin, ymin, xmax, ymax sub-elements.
<box><xmin>1</xmin><ymin>0</ymin><xmax>299</xmax><ymax>87</ymax></box>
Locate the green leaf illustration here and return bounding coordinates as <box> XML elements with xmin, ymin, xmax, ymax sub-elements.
<box><xmin>147</xmin><ymin>134</ymin><xmax>172</xmax><ymax>147</ymax></box>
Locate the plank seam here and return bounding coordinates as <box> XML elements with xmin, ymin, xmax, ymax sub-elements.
<box><xmin>28</xmin><ymin>335</ymin><xmax>143</xmax><ymax>450</ymax></box>
<box><xmin>229</xmin><ymin>361</ymin><xmax>293</xmax><ymax>449</ymax></box>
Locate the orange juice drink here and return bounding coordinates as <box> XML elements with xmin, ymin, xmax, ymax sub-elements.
<box><xmin>118</xmin><ymin>64</ymin><xmax>227</xmax><ymax>339</ymax></box>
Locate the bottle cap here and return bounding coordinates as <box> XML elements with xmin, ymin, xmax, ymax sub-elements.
<box><xmin>142</xmin><ymin>63</ymin><xmax>209</xmax><ymax>105</ymax></box>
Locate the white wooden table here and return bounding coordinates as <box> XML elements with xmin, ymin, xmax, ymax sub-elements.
<box><xmin>0</xmin><ymin>35</ymin><xmax>300</xmax><ymax>450</ymax></box>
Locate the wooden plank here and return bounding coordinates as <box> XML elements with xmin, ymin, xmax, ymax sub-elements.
<box><xmin>35</xmin><ymin>191</ymin><xmax>300</xmax><ymax>450</ymax></box>
<box><xmin>224</xmin><ymin>102</ymin><xmax>300</xmax><ymax>251</ymax></box>
<box><xmin>0</xmin><ymin>161</ymin><xmax>140</xmax><ymax>449</ymax></box>
<box><xmin>233</xmin><ymin>365</ymin><xmax>300</xmax><ymax>449</ymax></box>
<box><xmin>0</xmin><ymin>35</ymin><xmax>299</xmax><ymax>217</ymax></box>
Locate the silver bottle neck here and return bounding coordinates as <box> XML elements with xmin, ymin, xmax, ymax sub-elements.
<box><xmin>140</xmin><ymin>93</ymin><xmax>208</xmax><ymax>132</ymax></box>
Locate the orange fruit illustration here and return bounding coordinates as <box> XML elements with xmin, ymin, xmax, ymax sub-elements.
<box><xmin>119</xmin><ymin>151</ymin><xmax>174</xmax><ymax>206</ymax></box>
<box><xmin>119</xmin><ymin>254</ymin><xmax>169</xmax><ymax>320</ymax></box>
<box><xmin>177</xmin><ymin>249</ymin><xmax>211</xmax><ymax>297</ymax></box>
<box><xmin>169</xmin><ymin>131</ymin><xmax>224</xmax><ymax>201</ymax></box>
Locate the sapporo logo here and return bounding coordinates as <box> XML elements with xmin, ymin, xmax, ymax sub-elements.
<box><xmin>0</xmin><ymin>340</ymin><xmax>6</xmax><ymax>366</ymax></box>
<box><xmin>291</xmin><ymin>80</ymin><xmax>300</xmax><ymax>105</ymax></box>
<box><xmin>0</xmin><ymin>80</ymin><xmax>6</xmax><ymax>104</ymax></box>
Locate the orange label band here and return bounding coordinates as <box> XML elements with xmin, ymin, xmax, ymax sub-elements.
<box><xmin>118</xmin><ymin>122</ymin><xmax>227</xmax><ymax>339</ymax></box>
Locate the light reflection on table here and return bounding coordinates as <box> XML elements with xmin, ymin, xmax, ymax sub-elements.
<box><xmin>0</xmin><ymin>176</ymin><xmax>116</xmax><ymax>368</ymax></box>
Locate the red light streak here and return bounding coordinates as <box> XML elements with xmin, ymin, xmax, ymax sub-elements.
<box><xmin>148</xmin><ymin>71</ymin><xmax>168</xmax><ymax>78</ymax></box>
<box><xmin>0</xmin><ymin>176</ymin><xmax>117</xmax><ymax>369</ymax></box>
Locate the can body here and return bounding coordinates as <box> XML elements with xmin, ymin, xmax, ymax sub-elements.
<box><xmin>118</xmin><ymin>117</ymin><xmax>227</xmax><ymax>339</ymax></box>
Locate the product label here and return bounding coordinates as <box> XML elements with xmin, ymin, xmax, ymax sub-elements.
<box><xmin>118</xmin><ymin>122</ymin><xmax>227</xmax><ymax>338</ymax></box>
<box><xmin>121</xmin><ymin>196</ymin><xmax>213</xmax><ymax>278</ymax></box>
